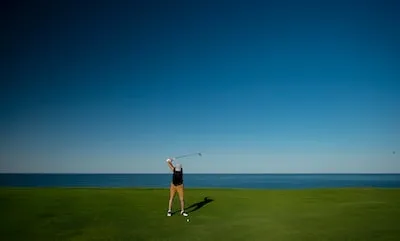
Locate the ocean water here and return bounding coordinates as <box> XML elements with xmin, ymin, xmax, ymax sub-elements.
<box><xmin>0</xmin><ymin>174</ymin><xmax>399</xmax><ymax>189</ymax></box>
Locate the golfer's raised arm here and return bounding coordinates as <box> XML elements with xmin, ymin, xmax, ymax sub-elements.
<box><xmin>166</xmin><ymin>158</ymin><xmax>174</xmax><ymax>172</ymax></box>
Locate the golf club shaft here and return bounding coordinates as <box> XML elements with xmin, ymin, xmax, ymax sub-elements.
<box><xmin>174</xmin><ymin>152</ymin><xmax>201</xmax><ymax>159</ymax></box>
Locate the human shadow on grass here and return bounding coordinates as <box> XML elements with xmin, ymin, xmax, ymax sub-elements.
<box><xmin>186</xmin><ymin>197</ymin><xmax>214</xmax><ymax>214</ymax></box>
<box><xmin>171</xmin><ymin>197</ymin><xmax>214</xmax><ymax>215</ymax></box>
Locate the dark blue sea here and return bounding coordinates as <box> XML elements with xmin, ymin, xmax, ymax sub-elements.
<box><xmin>1</xmin><ymin>174</ymin><xmax>400</xmax><ymax>189</ymax></box>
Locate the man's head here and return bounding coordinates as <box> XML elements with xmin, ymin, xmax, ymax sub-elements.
<box><xmin>175</xmin><ymin>163</ymin><xmax>182</xmax><ymax>172</ymax></box>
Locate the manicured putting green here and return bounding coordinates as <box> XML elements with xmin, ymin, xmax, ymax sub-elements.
<box><xmin>1</xmin><ymin>188</ymin><xmax>399</xmax><ymax>241</ymax></box>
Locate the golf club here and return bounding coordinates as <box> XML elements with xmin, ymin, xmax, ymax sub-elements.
<box><xmin>173</xmin><ymin>152</ymin><xmax>202</xmax><ymax>160</ymax></box>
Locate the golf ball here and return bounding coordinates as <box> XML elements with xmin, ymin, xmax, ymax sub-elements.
<box><xmin>187</xmin><ymin>219</ymin><xmax>190</xmax><ymax>222</ymax></box>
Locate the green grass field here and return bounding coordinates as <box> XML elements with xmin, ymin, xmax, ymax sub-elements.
<box><xmin>1</xmin><ymin>188</ymin><xmax>399</xmax><ymax>241</ymax></box>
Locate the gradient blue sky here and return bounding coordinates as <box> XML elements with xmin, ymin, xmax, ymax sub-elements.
<box><xmin>1</xmin><ymin>0</ymin><xmax>399</xmax><ymax>173</ymax></box>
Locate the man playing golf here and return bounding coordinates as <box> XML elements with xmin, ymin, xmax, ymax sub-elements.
<box><xmin>166</xmin><ymin>158</ymin><xmax>189</xmax><ymax>217</ymax></box>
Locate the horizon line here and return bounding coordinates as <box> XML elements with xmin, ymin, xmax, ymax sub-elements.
<box><xmin>1</xmin><ymin>172</ymin><xmax>399</xmax><ymax>175</ymax></box>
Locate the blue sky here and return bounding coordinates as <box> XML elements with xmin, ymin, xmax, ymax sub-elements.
<box><xmin>1</xmin><ymin>0</ymin><xmax>399</xmax><ymax>173</ymax></box>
